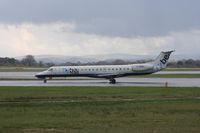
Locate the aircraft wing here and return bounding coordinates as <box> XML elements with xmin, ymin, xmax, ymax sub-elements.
<box><xmin>96</xmin><ymin>73</ymin><xmax>118</xmax><ymax>78</ymax></box>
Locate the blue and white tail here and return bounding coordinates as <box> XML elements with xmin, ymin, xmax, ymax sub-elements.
<box><xmin>151</xmin><ymin>50</ymin><xmax>175</xmax><ymax>71</ymax></box>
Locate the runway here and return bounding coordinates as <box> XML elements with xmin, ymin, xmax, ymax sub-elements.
<box><xmin>0</xmin><ymin>78</ymin><xmax>200</xmax><ymax>87</ymax></box>
<box><xmin>0</xmin><ymin>71</ymin><xmax>200</xmax><ymax>79</ymax></box>
<box><xmin>0</xmin><ymin>71</ymin><xmax>200</xmax><ymax>87</ymax></box>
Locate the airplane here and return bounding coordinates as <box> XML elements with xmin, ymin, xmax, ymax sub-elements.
<box><xmin>35</xmin><ymin>50</ymin><xmax>174</xmax><ymax>84</ymax></box>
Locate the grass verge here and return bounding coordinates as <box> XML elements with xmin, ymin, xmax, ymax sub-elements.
<box><xmin>0</xmin><ymin>86</ymin><xmax>200</xmax><ymax>133</ymax></box>
<box><xmin>136</xmin><ymin>74</ymin><xmax>200</xmax><ymax>78</ymax></box>
<box><xmin>0</xmin><ymin>67</ymin><xmax>47</xmax><ymax>72</ymax></box>
<box><xmin>164</xmin><ymin>68</ymin><xmax>200</xmax><ymax>71</ymax></box>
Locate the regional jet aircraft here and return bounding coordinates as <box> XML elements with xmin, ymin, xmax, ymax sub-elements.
<box><xmin>35</xmin><ymin>51</ymin><xmax>174</xmax><ymax>84</ymax></box>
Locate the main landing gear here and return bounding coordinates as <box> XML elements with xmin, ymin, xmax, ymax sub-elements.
<box><xmin>109</xmin><ymin>78</ymin><xmax>116</xmax><ymax>84</ymax></box>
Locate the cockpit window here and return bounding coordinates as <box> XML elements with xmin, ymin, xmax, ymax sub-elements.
<box><xmin>48</xmin><ymin>68</ymin><xmax>53</xmax><ymax>71</ymax></box>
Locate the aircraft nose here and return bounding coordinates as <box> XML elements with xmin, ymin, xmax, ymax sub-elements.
<box><xmin>35</xmin><ymin>72</ymin><xmax>44</xmax><ymax>78</ymax></box>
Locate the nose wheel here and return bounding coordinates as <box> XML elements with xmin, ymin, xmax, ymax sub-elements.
<box><xmin>43</xmin><ymin>79</ymin><xmax>47</xmax><ymax>83</ymax></box>
<box><xmin>109</xmin><ymin>78</ymin><xmax>116</xmax><ymax>84</ymax></box>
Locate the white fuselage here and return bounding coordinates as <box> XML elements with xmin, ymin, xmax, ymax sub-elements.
<box><xmin>35</xmin><ymin>50</ymin><xmax>174</xmax><ymax>83</ymax></box>
<box><xmin>35</xmin><ymin>63</ymin><xmax>156</xmax><ymax>79</ymax></box>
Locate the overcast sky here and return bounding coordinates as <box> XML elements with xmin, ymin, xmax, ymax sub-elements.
<box><xmin>0</xmin><ymin>0</ymin><xmax>200</xmax><ymax>58</ymax></box>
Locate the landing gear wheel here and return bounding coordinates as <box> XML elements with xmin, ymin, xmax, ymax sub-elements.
<box><xmin>43</xmin><ymin>79</ymin><xmax>47</xmax><ymax>83</ymax></box>
<box><xmin>109</xmin><ymin>78</ymin><xmax>116</xmax><ymax>84</ymax></box>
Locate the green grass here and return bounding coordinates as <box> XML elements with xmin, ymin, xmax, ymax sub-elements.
<box><xmin>137</xmin><ymin>74</ymin><xmax>200</xmax><ymax>78</ymax></box>
<box><xmin>0</xmin><ymin>86</ymin><xmax>200</xmax><ymax>133</ymax></box>
<box><xmin>0</xmin><ymin>67</ymin><xmax>47</xmax><ymax>72</ymax></box>
<box><xmin>164</xmin><ymin>68</ymin><xmax>200</xmax><ymax>71</ymax></box>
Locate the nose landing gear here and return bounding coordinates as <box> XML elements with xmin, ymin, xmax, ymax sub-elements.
<box><xmin>43</xmin><ymin>77</ymin><xmax>52</xmax><ymax>83</ymax></box>
<box><xmin>43</xmin><ymin>79</ymin><xmax>47</xmax><ymax>83</ymax></box>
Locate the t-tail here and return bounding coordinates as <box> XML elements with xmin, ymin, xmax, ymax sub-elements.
<box><xmin>151</xmin><ymin>50</ymin><xmax>175</xmax><ymax>72</ymax></box>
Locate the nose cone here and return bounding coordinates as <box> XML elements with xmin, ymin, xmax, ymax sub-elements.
<box><xmin>35</xmin><ymin>72</ymin><xmax>45</xmax><ymax>79</ymax></box>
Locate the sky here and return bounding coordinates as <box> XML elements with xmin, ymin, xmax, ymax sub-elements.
<box><xmin>0</xmin><ymin>0</ymin><xmax>200</xmax><ymax>58</ymax></box>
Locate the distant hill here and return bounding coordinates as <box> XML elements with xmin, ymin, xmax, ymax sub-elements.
<box><xmin>16</xmin><ymin>53</ymin><xmax>153</xmax><ymax>64</ymax></box>
<box><xmin>15</xmin><ymin>53</ymin><xmax>199</xmax><ymax>64</ymax></box>
<box><xmin>83</xmin><ymin>53</ymin><xmax>153</xmax><ymax>61</ymax></box>
<box><xmin>16</xmin><ymin>55</ymin><xmax>95</xmax><ymax>64</ymax></box>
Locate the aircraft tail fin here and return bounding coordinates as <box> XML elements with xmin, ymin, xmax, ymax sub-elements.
<box><xmin>152</xmin><ymin>50</ymin><xmax>175</xmax><ymax>70</ymax></box>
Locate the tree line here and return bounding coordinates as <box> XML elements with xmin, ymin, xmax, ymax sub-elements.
<box><xmin>0</xmin><ymin>55</ymin><xmax>200</xmax><ymax>68</ymax></box>
<box><xmin>0</xmin><ymin>55</ymin><xmax>43</xmax><ymax>67</ymax></box>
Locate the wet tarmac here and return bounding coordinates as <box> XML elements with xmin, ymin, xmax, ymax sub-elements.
<box><xmin>0</xmin><ymin>71</ymin><xmax>200</xmax><ymax>79</ymax></box>
<box><xmin>0</xmin><ymin>71</ymin><xmax>199</xmax><ymax>87</ymax></box>
<box><xmin>0</xmin><ymin>78</ymin><xmax>199</xmax><ymax>87</ymax></box>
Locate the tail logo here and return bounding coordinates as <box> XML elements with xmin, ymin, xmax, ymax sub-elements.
<box><xmin>160</xmin><ymin>54</ymin><xmax>170</xmax><ymax>65</ymax></box>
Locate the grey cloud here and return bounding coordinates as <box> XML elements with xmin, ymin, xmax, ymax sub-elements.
<box><xmin>0</xmin><ymin>0</ymin><xmax>200</xmax><ymax>37</ymax></box>
<box><xmin>0</xmin><ymin>23</ymin><xmax>200</xmax><ymax>58</ymax></box>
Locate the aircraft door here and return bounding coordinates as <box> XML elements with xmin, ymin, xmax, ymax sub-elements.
<box><xmin>63</xmin><ymin>68</ymin><xmax>70</xmax><ymax>75</ymax></box>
